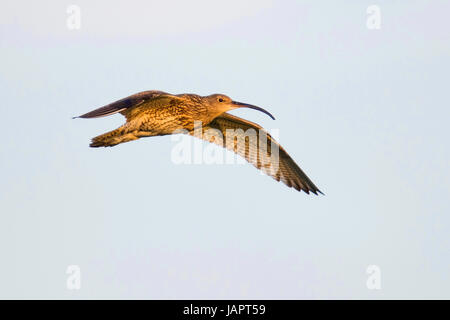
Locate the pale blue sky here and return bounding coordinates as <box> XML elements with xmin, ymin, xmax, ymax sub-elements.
<box><xmin>0</xmin><ymin>0</ymin><xmax>449</xmax><ymax>299</ymax></box>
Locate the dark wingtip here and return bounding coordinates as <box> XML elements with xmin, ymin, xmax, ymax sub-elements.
<box><xmin>305</xmin><ymin>188</ymin><xmax>324</xmax><ymax>196</ymax></box>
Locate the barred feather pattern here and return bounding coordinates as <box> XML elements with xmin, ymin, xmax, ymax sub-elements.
<box><xmin>188</xmin><ymin>113</ymin><xmax>322</xmax><ymax>194</ymax></box>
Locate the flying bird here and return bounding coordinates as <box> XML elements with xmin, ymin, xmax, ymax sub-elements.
<box><xmin>74</xmin><ymin>91</ymin><xmax>322</xmax><ymax>194</ymax></box>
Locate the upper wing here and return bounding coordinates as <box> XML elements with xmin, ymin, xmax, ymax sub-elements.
<box><xmin>74</xmin><ymin>90</ymin><xmax>170</xmax><ymax>119</ymax></box>
<box><xmin>189</xmin><ymin>113</ymin><xmax>322</xmax><ymax>194</ymax></box>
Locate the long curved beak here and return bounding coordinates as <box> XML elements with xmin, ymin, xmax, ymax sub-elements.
<box><xmin>231</xmin><ymin>101</ymin><xmax>275</xmax><ymax>120</ymax></box>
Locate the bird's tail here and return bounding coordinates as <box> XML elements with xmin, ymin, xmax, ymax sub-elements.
<box><xmin>90</xmin><ymin>126</ymin><xmax>137</xmax><ymax>147</ymax></box>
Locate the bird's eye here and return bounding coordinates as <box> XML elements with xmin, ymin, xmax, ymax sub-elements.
<box><xmin>218</xmin><ymin>98</ymin><xmax>224</xmax><ymax>102</ymax></box>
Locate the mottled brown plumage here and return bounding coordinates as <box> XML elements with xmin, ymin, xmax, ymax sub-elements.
<box><xmin>75</xmin><ymin>90</ymin><xmax>322</xmax><ymax>194</ymax></box>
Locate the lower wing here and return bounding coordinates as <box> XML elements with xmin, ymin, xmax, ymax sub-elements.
<box><xmin>188</xmin><ymin>113</ymin><xmax>323</xmax><ymax>194</ymax></box>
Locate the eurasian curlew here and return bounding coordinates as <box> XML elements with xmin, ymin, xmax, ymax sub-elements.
<box><xmin>74</xmin><ymin>91</ymin><xmax>322</xmax><ymax>194</ymax></box>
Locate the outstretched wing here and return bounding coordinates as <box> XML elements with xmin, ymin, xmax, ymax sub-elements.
<box><xmin>74</xmin><ymin>90</ymin><xmax>170</xmax><ymax>119</ymax></box>
<box><xmin>189</xmin><ymin>113</ymin><xmax>322</xmax><ymax>194</ymax></box>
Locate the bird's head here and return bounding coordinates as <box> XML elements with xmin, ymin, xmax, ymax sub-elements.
<box><xmin>204</xmin><ymin>94</ymin><xmax>275</xmax><ymax>120</ymax></box>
